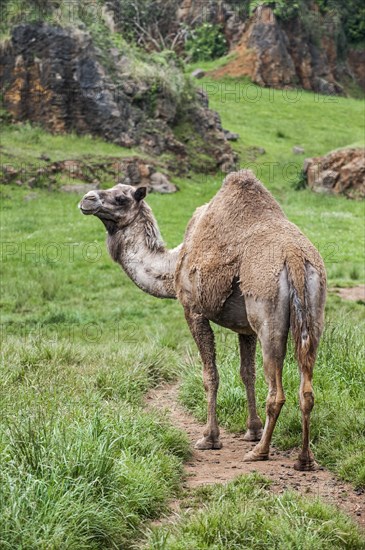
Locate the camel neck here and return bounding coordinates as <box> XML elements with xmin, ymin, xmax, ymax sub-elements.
<box><xmin>106</xmin><ymin>204</ymin><xmax>180</xmax><ymax>299</ymax></box>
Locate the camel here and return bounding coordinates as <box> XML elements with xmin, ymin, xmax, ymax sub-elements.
<box><xmin>79</xmin><ymin>170</ymin><xmax>326</xmax><ymax>471</ymax></box>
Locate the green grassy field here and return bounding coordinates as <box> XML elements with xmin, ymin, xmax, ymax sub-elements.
<box><xmin>147</xmin><ymin>475</ymin><xmax>365</xmax><ymax>549</ymax></box>
<box><xmin>1</xmin><ymin>80</ymin><xmax>364</xmax><ymax>547</ymax></box>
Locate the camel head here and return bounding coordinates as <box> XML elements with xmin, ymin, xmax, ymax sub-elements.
<box><xmin>79</xmin><ymin>184</ymin><xmax>147</xmax><ymax>230</ymax></box>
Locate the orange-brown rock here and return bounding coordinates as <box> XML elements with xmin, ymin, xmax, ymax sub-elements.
<box><xmin>304</xmin><ymin>148</ymin><xmax>365</xmax><ymax>199</ymax></box>
<box><xmin>211</xmin><ymin>6</ymin><xmax>345</xmax><ymax>95</ymax></box>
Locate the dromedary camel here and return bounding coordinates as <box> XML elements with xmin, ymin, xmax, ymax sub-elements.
<box><xmin>79</xmin><ymin>170</ymin><xmax>326</xmax><ymax>471</ymax></box>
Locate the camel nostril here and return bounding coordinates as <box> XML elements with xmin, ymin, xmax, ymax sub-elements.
<box><xmin>83</xmin><ymin>191</ymin><xmax>99</xmax><ymax>201</ymax></box>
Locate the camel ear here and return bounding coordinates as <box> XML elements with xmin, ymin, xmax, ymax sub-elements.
<box><xmin>134</xmin><ymin>187</ymin><xmax>147</xmax><ymax>202</ymax></box>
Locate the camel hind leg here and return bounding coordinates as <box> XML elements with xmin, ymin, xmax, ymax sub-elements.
<box><xmin>294</xmin><ymin>359</ymin><xmax>316</xmax><ymax>471</ymax></box>
<box><xmin>243</xmin><ymin>334</ymin><xmax>287</xmax><ymax>461</ymax></box>
<box><xmin>293</xmin><ymin>264</ymin><xmax>325</xmax><ymax>471</ymax></box>
<box><xmin>238</xmin><ymin>334</ymin><xmax>263</xmax><ymax>441</ymax></box>
<box><xmin>243</xmin><ymin>270</ymin><xmax>290</xmax><ymax>461</ymax></box>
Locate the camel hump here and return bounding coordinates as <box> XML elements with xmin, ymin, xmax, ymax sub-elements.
<box><xmin>223</xmin><ymin>169</ymin><xmax>262</xmax><ymax>189</ymax></box>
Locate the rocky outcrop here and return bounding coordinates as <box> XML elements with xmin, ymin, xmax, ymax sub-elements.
<box><xmin>0</xmin><ymin>23</ymin><xmax>237</xmax><ymax>173</ymax></box>
<box><xmin>304</xmin><ymin>148</ymin><xmax>365</xmax><ymax>199</ymax></box>
<box><xmin>1</xmin><ymin>155</ymin><xmax>178</xmax><ymax>193</ymax></box>
<box><xmin>177</xmin><ymin>2</ymin><xmax>364</xmax><ymax>95</ymax></box>
<box><xmin>348</xmin><ymin>48</ymin><xmax>365</xmax><ymax>90</ymax></box>
<box><xmin>211</xmin><ymin>6</ymin><xmax>347</xmax><ymax>94</ymax></box>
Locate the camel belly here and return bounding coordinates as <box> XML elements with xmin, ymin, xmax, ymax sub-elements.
<box><xmin>208</xmin><ymin>281</ymin><xmax>254</xmax><ymax>334</ymax></box>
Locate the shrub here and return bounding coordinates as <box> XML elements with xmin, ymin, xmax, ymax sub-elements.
<box><xmin>249</xmin><ymin>0</ymin><xmax>300</xmax><ymax>20</ymax></box>
<box><xmin>185</xmin><ymin>23</ymin><xmax>228</xmax><ymax>62</ymax></box>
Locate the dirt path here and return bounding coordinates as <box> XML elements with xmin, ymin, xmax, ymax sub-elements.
<box><xmin>146</xmin><ymin>383</ymin><xmax>364</xmax><ymax>528</ymax></box>
<box><xmin>331</xmin><ymin>285</ymin><xmax>365</xmax><ymax>302</ymax></box>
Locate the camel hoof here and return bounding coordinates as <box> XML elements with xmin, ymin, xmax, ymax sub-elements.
<box><xmin>243</xmin><ymin>449</ymin><xmax>269</xmax><ymax>462</ymax></box>
<box><xmin>243</xmin><ymin>428</ymin><xmax>263</xmax><ymax>442</ymax></box>
<box><xmin>194</xmin><ymin>437</ymin><xmax>223</xmax><ymax>450</ymax></box>
<box><xmin>294</xmin><ymin>459</ymin><xmax>317</xmax><ymax>472</ymax></box>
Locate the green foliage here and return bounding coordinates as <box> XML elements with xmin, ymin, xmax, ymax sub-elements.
<box><xmin>249</xmin><ymin>0</ymin><xmax>365</xmax><ymax>43</ymax></box>
<box><xmin>292</xmin><ymin>169</ymin><xmax>308</xmax><ymax>190</ymax></box>
<box><xmin>249</xmin><ymin>0</ymin><xmax>301</xmax><ymax>20</ymax></box>
<box><xmin>318</xmin><ymin>0</ymin><xmax>365</xmax><ymax>43</ymax></box>
<box><xmin>185</xmin><ymin>23</ymin><xmax>228</xmax><ymax>62</ymax></box>
<box><xmin>147</xmin><ymin>475</ymin><xmax>365</xmax><ymax>548</ymax></box>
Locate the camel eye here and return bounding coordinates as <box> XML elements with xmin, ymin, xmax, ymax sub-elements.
<box><xmin>115</xmin><ymin>195</ymin><xmax>127</xmax><ymax>206</ymax></box>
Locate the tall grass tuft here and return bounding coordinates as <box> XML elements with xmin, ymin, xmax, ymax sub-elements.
<box><xmin>146</xmin><ymin>474</ymin><xmax>365</xmax><ymax>549</ymax></box>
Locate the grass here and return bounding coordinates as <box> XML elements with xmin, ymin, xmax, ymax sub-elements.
<box><xmin>0</xmin><ymin>122</ymin><xmax>144</xmax><ymax>165</ymax></box>
<box><xmin>0</xmin><ymin>334</ymin><xmax>190</xmax><ymax>548</ymax></box>
<box><xmin>0</xmin><ymin>344</ymin><xmax>189</xmax><ymax>548</ymax></box>
<box><xmin>0</xmin><ymin>73</ymin><xmax>364</xmax><ymax>546</ymax></box>
<box><xmin>146</xmin><ymin>475</ymin><xmax>365</xmax><ymax>549</ymax></box>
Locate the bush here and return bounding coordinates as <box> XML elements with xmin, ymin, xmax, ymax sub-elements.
<box><xmin>249</xmin><ymin>0</ymin><xmax>365</xmax><ymax>43</ymax></box>
<box><xmin>185</xmin><ymin>23</ymin><xmax>228</xmax><ymax>62</ymax></box>
<box><xmin>249</xmin><ymin>0</ymin><xmax>300</xmax><ymax>20</ymax></box>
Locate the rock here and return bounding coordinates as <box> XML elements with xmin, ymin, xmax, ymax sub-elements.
<box><xmin>293</xmin><ymin>146</ymin><xmax>305</xmax><ymax>154</ymax></box>
<box><xmin>246</xmin><ymin>146</ymin><xmax>266</xmax><ymax>160</ymax></box>
<box><xmin>118</xmin><ymin>159</ymin><xmax>177</xmax><ymax>194</ymax></box>
<box><xmin>149</xmin><ymin>172</ymin><xmax>177</xmax><ymax>193</ymax></box>
<box><xmin>224</xmin><ymin>130</ymin><xmax>240</xmax><ymax>141</ymax></box>
<box><xmin>0</xmin><ymin>23</ymin><xmax>237</xmax><ymax>174</ymax></box>
<box><xmin>191</xmin><ymin>69</ymin><xmax>205</xmax><ymax>79</ymax></box>
<box><xmin>210</xmin><ymin>5</ymin><xmax>351</xmax><ymax>95</ymax></box>
<box><xmin>1</xmin><ymin>155</ymin><xmax>178</xmax><ymax>193</ymax></box>
<box><xmin>304</xmin><ymin>148</ymin><xmax>365</xmax><ymax>199</ymax></box>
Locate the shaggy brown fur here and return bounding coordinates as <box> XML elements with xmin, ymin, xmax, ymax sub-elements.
<box><xmin>176</xmin><ymin>170</ymin><xmax>326</xmax><ymax>312</ymax></box>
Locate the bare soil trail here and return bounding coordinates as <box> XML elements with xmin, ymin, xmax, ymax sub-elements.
<box><xmin>146</xmin><ymin>383</ymin><xmax>365</xmax><ymax>528</ymax></box>
<box><xmin>331</xmin><ymin>285</ymin><xmax>365</xmax><ymax>302</ymax></box>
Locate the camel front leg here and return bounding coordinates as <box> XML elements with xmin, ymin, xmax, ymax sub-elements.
<box><xmin>239</xmin><ymin>334</ymin><xmax>263</xmax><ymax>441</ymax></box>
<box><xmin>184</xmin><ymin>308</ymin><xmax>222</xmax><ymax>450</ymax></box>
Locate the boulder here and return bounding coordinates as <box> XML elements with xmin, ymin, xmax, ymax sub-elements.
<box><xmin>304</xmin><ymin>148</ymin><xmax>365</xmax><ymax>199</ymax></box>
<box><xmin>191</xmin><ymin>69</ymin><xmax>205</xmax><ymax>79</ymax></box>
<box><xmin>149</xmin><ymin>172</ymin><xmax>177</xmax><ymax>193</ymax></box>
<box><xmin>224</xmin><ymin>130</ymin><xmax>240</xmax><ymax>141</ymax></box>
<box><xmin>293</xmin><ymin>146</ymin><xmax>305</xmax><ymax>154</ymax></box>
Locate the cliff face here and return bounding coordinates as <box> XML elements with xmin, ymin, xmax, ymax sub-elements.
<box><xmin>179</xmin><ymin>3</ymin><xmax>364</xmax><ymax>95</ymax></box>
<box><xmin>0</xmin><ymin>23</ymin><xmax>237</xmax><ymax>173</ymax></box>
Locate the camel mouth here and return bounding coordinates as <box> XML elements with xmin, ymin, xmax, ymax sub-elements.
<box><xmin>79</xmin><ymin>195</ymin><xmax>101</xmax><ymax>215</ymax></box>
<box><xmin>79</xmin><ymin>204</ymin><xmax>100</xmax><ymax>215</ymax></box>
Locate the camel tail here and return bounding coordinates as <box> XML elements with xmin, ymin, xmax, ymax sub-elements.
<box><xmin>287</xmin><ymin>261</ymin><xmax>324</xmax><ymax>369</ymax></box>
